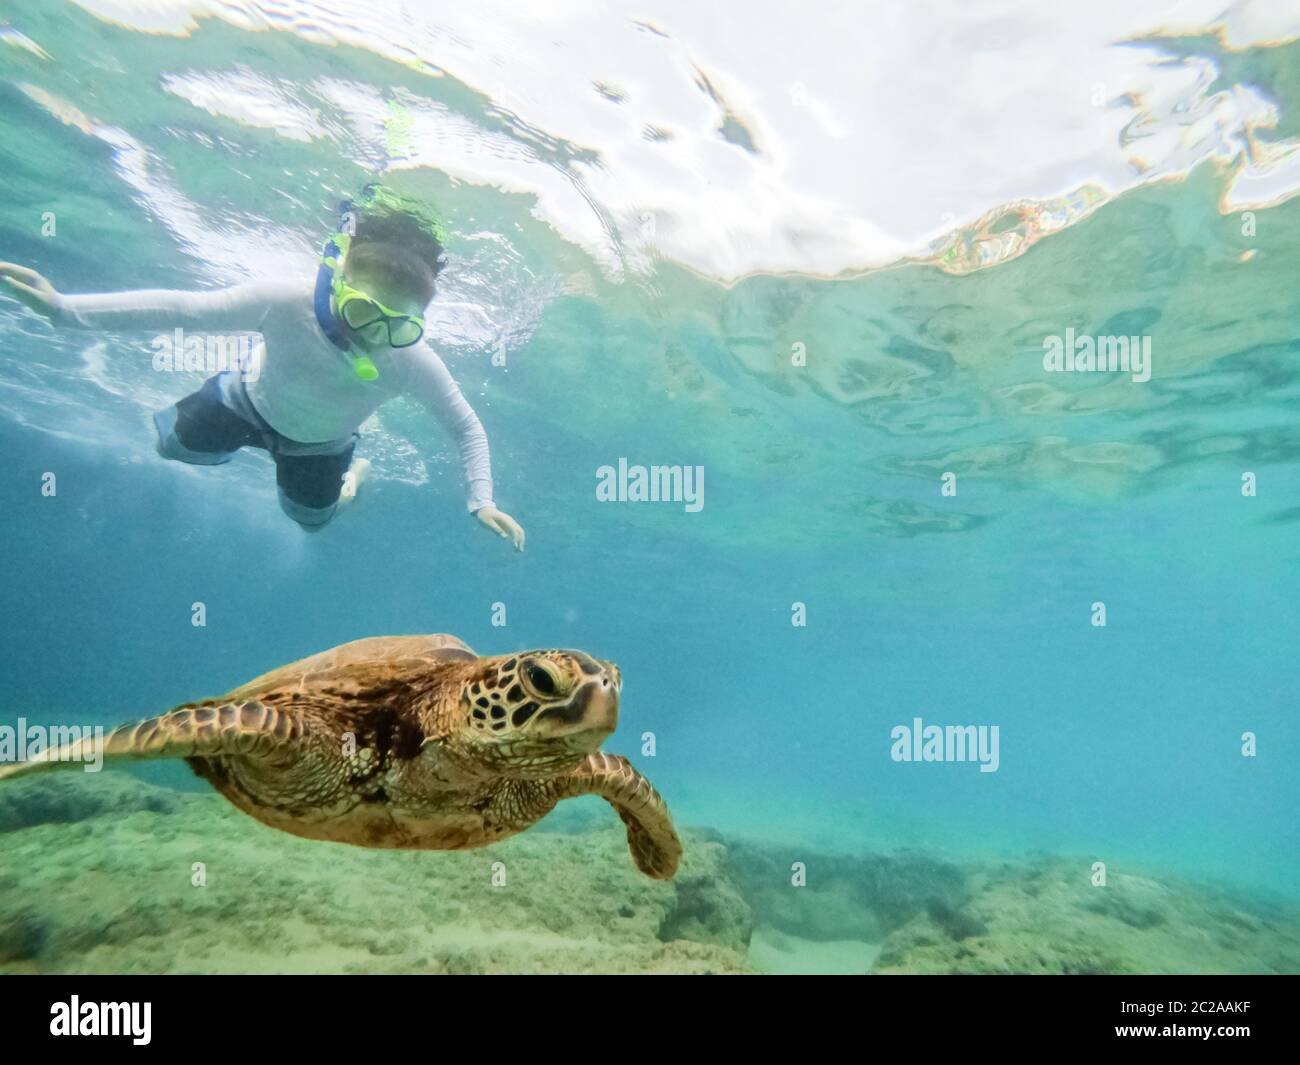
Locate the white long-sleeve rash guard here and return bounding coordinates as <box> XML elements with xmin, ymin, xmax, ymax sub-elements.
<box><xmin>54</xmin><ymin>279</ymin><xmax>495</xmax><ymax>513</ymax></box>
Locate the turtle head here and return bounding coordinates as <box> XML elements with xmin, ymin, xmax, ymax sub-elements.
<box><xmin>460</xmin><ymin>650</ymin><xmax>621</xmax><ymax>771</ymax></box>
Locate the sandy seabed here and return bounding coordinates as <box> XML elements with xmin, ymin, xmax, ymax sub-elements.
<box><xmin>1</xmin><ymin>773</ymin><xmax>1297</xmax><ymax>975</ymax></box>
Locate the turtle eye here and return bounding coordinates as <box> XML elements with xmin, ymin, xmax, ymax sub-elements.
<box><xmin>523</xmin><ymin>661</ymin><xmax>559</xmax><ymax>697</ymax></box>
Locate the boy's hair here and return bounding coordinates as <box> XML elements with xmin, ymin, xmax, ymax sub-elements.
<box><xmin>347</xmin><ymin>209</ymin><xmax>445</xmax><ymax>307</ymax></box>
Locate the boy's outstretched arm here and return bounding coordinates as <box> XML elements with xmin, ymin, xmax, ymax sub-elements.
<box><xmin>406</xmin><ymin>343</ymin><xmax>525</xmax><ymax>552</ymax></box>
<box><xmin>0</xmin><ymin>262</ymin><xmax>274</xmax><ymax>332</ymax></box>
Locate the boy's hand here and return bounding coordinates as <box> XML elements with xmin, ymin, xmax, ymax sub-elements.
<box><xmin>476</xmin><ymin>505</ymin><xmax>525</xmax><ymax>552</ymax></box>
<box><xmin>0</xmin><ymin>263</ymin><xmax>61</xmax><ymax>321</ymax></box>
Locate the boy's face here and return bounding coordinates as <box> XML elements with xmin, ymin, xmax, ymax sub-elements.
<box><xmin>338</xmin><ymin>262</ymin><xmax>427</xmax><ymax>352</ymax></box>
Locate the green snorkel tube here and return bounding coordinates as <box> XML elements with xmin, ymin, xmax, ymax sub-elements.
<box><xmin>315</xmin><ymin>207</ymin><xmax>379</xmax><ymax>381</ymax></box>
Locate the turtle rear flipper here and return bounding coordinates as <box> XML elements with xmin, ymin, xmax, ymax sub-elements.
<box><xmin>0</xmin><ymin>701</ymin><xmax>303</xmax><ymax>782</ymax></box>
<box><xmin>556</xmin><ymin>753</ymin><xmax>682</xmax><ymax>879</ymax></box>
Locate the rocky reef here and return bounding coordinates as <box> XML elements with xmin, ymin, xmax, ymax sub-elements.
<box><xmin>723</xmin><ymin>839</ymin><xmax>1300</xmax><ymax>974</ymax></box>
<box><xmin>0</xmin><ymin>772</ymin><xmax>1296</xmax><ymax>975</ymax></box>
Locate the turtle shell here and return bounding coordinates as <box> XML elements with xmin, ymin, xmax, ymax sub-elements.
<box><xmin>224</xmin><ymin>633</ymin><xmax>478</xmax><ymax>701</ymax></box>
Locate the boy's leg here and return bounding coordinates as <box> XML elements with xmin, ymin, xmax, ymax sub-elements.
<box><xmin>273</xmin><ymin>442</ymin><xmax>357</xmax><ymax>530</ymax></box>
<box><xmin>154</xmin><ymin>373</ymin><xmax>262</xmax><ymax>464</ymax></box>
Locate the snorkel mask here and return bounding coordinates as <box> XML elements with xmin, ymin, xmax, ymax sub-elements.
<box><xmin>315</xmin><ymin>223</ymin><xmax>380</xmax><ymax>381</ymax></box>
<box><xmin>333</xmin><ymin>275</ymin><xmax>426</xmax><ymax>350</ymax></box>
<box><xmin>314</xmin><ymin>186</ymin><xmax>443</xmax><ymax>381</ymax></box>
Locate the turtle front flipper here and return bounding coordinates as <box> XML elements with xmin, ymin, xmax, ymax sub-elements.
<box><xmin>0</xmin><ymin>701</ymin><xmax>303</xmax><ymax>782</ymax></box>
<box><xmin>555</xmin><ymin>753</ymin><xmax>682</xmax><ymax>879</ymax></box>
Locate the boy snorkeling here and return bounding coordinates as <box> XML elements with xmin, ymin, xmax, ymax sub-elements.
<box><xmin>0</xmin><ymin>189</ymin><xmax>525</xmax><ymax>548</ymax></box>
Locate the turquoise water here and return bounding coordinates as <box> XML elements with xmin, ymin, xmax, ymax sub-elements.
<box><xmin>1</xmin><ymin>2</ymin><xmax>1298</xmax><ymax>972</ymax></box>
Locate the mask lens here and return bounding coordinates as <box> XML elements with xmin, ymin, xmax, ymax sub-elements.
<box><xmin>388</xmin><ymin>318</ymin><xmax>424</xmax><ymax>347</ymax></box>
<box><xmin>340</xmin><ymin>296</ymin><xmax>383</xmax><ymax>329</ymax></box>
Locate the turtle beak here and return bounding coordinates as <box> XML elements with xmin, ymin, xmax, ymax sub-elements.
<box><xmin>535</xmin><ymin>672</ymin><xmax>619</xmax><ymax>748</ymax></box>
<box><xmin>587</xmin><ymin>670</ymin><xmax>620</xmax><ymax>734</ymax></box>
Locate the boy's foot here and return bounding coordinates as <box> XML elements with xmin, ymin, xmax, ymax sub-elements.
<box><xmin>338</xmin><ymin>457</ymin><xmax>371</xmax><ymax>510</ymax></box>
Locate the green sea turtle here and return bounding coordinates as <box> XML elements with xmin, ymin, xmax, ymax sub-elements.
<box><xmin>0</xmin><ymin>634</ymin><xmax>681</xmax><ymax>879</ymax></box>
